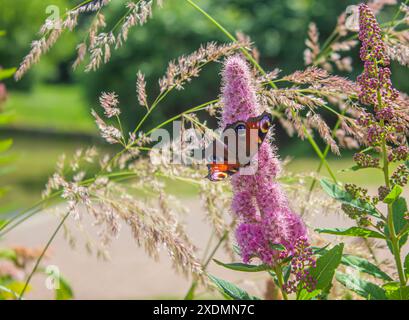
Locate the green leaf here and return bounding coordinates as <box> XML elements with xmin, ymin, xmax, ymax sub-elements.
<box><xmin>314</xmin><ymin>248</ymin><xmax>392</xmax><ymax>281</ymax></box>
<box><xmin>283</xmin><ymin>264</ymin><xmax>292</xmax><ymax>283</ymax></box>
<box><xmin>315</xmin><ymin>227</ymin><xmax>385</xmax><ymax>239</ymax></box>
<box><xmin>213</xmin><ymin>259</ymin><xmax>269</xmax><ymax>272</ymax></box>
<box><xmin>0</xmin><ymin>30</ymin><xmax>5</xmax><ymax>37</ymax></box>
<box><xmin>385</xmin><ymin>197</ymin><xmax>409</xmax><ymax>250</ymax></box>
<box><xmin>208</xmin><ymin>274</ymin><xmax>260</xmax><ymax>300</ymax></box>
<box><xmin>311</xmin><ymin>244</ymin><xmax>330</xmax><ymax>255</ymax></box>
<box><xmin>298</xmin><ymin>243</ymin><xmax>344</xmax><ymax>300</ymax></box>
<box><xmin>336</xmin><ymin>272</ymin><xmax>386</xmax><ymax>300</ymax></box>
<box><xmin>0</xmin><ymin>281</ymin><xmax>29</xmax><ymax>300</ymax></box>
<box><xmin>404</xmin><ymin>253</ymin><xmax>409</xmax><ymax>279</ymax></box>
<box><xmin>0</xmin><ymin>248</ymin><xmax>17</xmax><ymax>262</ymax></box>
<box><xmin>383</xmin><ymin>282</ymin><xmax>409</xmax><ymax>300</ymax></box>
<box><xmin>55</xmin><ymin>276</ymin><xmax>74</xmax><ymax>300</ymax></box>
<box><xmin>0</xmin><ymin>284</ymin><xmax>20</xmax><ymax>300</ymax></box>
<box><xmin>383</xmin><ymin>185</ymin><xmax>403</xmax><ymax>204</ymax></box>
<box><xmin>269</xmin><ymin>243</ymin><xmax>286</xmax><ymax>251</ymax></box>
<box><xmin>341</xmin><ymin>254</ymin><xmax>392</xmax><ymax>281</ymax></box>
<box><xmin>0</xmin><ymin>139</ymin><xmax>12</xmax><ymax>153</ymax></box>
<box><xmin>320</xmin><ymin>179</ymin><xmax>380</xmax><ymax>217</ymax></box>
<box><xmin>0</xmin><ymin>67</ymin><xmax>16</xmax><ymax>81</ymax></box>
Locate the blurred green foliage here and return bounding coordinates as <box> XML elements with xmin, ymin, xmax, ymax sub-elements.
<box><xmin>78</xmin><ymin>0</ymin><xmax>361</xmax><ymax>131</ymax></box>
<box><xmin>1</xmin><ymin>1</ymin><xmax>407</xmax><ymax>128</ymax></box>
<box><xmin>0</xmin><ymin>0</ymin><xmax>407</xmax><ymax>146</ymax></box>
<box><xmin>0</xmin><ymin>0</ymin><xmax>76</xmax><ymax>89</ymax></box>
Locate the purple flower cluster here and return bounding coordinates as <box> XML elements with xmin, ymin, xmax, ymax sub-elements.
<box><xmin>282</xmin><ymin>237</ymin><xmax>317</xmax><ymax>293</ymax></box>
<box><xmin>357</xmin><ymin>4</ymin><xmax>398</xmax><ymax>109</ymax></box>
<box><xmin>355</xmin><ymin>3</ymin><xmax>407</xmax><ymax>153</ymax></box>
<box><xmin>221</xmin><ymin>55</ymin><xmax>308</xmax><ymax>266</ymax></box>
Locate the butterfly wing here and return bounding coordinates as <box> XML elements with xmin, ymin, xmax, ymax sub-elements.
<box><xmin>223</xmin><ymin>112</ymin><xmax>273</xmax><ymax>167</ymax></box>
<box><xmin>205</xmin><ymin>112</ymin><xmax>272</xmax><ymax>181</ymax></box>
<box><xmin>206</xmin><ymin>163</ymin><xmax>240</xmax><ymax>181</ymax></box>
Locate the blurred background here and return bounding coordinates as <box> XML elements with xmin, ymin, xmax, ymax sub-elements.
<box><xmin>1</xmin><ymin>0</ymin><xmax>407</xmax><ymax>210</ymax></box>
<box><xmin>0</xmin><ymin>0</ymin><xmax>408</xmax><ymax>299</ymax></box>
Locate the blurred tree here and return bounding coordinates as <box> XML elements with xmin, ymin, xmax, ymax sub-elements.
<box><xmin>76</xmin><ymin>0</ymin><xmax>359</xmax><ymax>131</ymax></box>
<box><xmin>1</xmin><ymin>0</ymin><xmax>406</xmax><ymax>133</ymax></box>
<box><xmin>0</xmin><ymin>0</ymin><xmax>77</xmax><ymax>90</ymax></box>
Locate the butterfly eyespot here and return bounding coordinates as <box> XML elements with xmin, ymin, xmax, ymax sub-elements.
<box><xmin>260</xmin><ymin>116</ymin><xmax>271</xmax><ymax>133</ymax></box>
<box><xmin>217</xmin><ymin>172</ymin><xmax>228</xmax><ymax>179</ymax></box>
<box><xmin>235</xmin><ymin>124</ymin><xmax>247</xmax><ymax>138</ymax></box>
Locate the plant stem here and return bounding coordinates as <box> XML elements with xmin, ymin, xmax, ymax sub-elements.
<box><xmin>19</xmin><ymin>211</ymin><xmax>70</xmax><ymax>299</ymax></box>
<box><xmin>274</xmin><ymin>265</ymin><xmax>288</xmax><ymax>300</ymax></box>
<box><xmin>382</xmin><ymin>138</ymin><xmax>406</xmax><ymax>286</ymax></box>
<box><xmin>187</xmin><ymin>0</ymin><xmax>341</xmax><ymax>186</ymax></box>
<box><xmin>376</xmin><ymin>83</ymin><xmax>406</xmax><ymax>286</ymax></box>
<box><xmin>304</xmin><ymin>128</ymin><xmax>337</xmax><ymax>182</ymax></box>
<box><xmin>185</xmin><ymin>0</ymin><xmax>277</xmax><ymax>89</ymax></box>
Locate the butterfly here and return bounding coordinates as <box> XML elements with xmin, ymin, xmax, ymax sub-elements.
<box><xmin>205</xmin><ymin>112</ymin><xmax>273</xmax><ymax>181</ymax></box>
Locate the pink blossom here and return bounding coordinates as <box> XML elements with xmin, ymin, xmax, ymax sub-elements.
<box><xmin>221</xmin><ymin>55</ymin><xmax>308</xmax><ymax>266</ymax></box>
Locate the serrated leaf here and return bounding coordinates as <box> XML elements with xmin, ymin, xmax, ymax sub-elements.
<box><xmin>213</xmin><ymin>259</ymin><xmax>269</xmax><ymax>272</ymax></box>
<box><xmin>208</xmin><ymin>274</ymin><xmax>260</xmax><ymax>300</ymax></box>
<box><xmin>320</xmin><ymin>179</ymin><xmax>380</xmax><ymax>217</ymax></box>
<box><xmin>383</xmin><ymin>185</ymin><xmax>403</xmax><ymax>204</ymax></box>
<box><xmin>315</xmin><ymin>227</ymin><xmax>385</xmax><ymax>239</ymax></box>
<box><xmin>336</xmin><ymin>272</ymin><xmax>387</xmax><ymax>300</ymax></box>
<box><xmin>297</xmin><ymin>243</ymin><xmax>344</xmax><ymax>300</ymax></box>
<box><xmin>341</xmin><ymin>254</ymin><xmax>392</xmax><ymax>281</ymax></box>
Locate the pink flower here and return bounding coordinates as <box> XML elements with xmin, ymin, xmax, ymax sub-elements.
<box><xmin>221</xmin><ymin>55</ymin><xmax>308</xmax><ymax>266</ymax></box>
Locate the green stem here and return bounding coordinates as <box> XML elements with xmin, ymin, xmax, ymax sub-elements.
<box><xmin>145</xmin><ymin>99</ymin><xmax>218</xmax><ymax>136</ymax></box>
<box><xmin>186</xmin><ymin>0</ymin><xmax>342</xmax><ymax>185</ymax></box>
<box><xmin>376</xmin><ymin>82</ymin><xmax>406</xmax><ymax>286</ymax></box>
<box><xmin>19</xmin><ymin>211</ymin><xmax>70</xmax><ymax>299</ymax></box>
<box><xmin>274</xmin><ymin>265</ymin><xmax>288</xmax><ymax>300</ymax></box>
<box><xmin>185</xmin><ymin>0</ymin><xmax>277</xmax><ymax>89</ymax></box>
<box><xmin>304</xmin><ymin>128</ymin><xmax>337</xmax><ymax>182</ymax></box>
<box><xmin>382</xmin><ymin>139</ymin><xmax>406</xmax><ymax>286</ymax></box>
